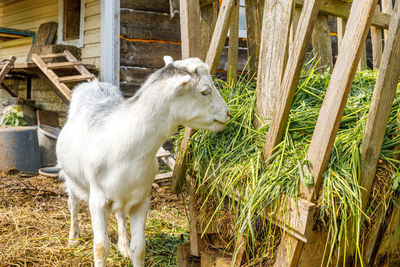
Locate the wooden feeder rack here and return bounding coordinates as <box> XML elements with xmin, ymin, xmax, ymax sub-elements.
<box><xmin>174</xmin><ymin>0</ymin><xmax>400</xmax><ymax>266</ymax></box>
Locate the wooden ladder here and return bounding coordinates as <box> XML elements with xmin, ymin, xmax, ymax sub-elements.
<box><xmin>32</xmin><ymin>50</ymin><xmax>95</xmax><ymax>103</ymax></box>
<box><xmin>0</xmin><ymin>56</ymin><xmax>16</xmax><ymax>97</ymax></box>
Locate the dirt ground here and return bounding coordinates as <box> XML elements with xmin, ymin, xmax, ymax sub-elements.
<box><xmin>0</xmin><ymin>172</ymin><xmax>189</xmax><ymax>266</ymax></box>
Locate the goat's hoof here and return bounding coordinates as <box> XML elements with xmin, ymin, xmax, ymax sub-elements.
<box><xmin>68</xmin><ymin>239</ymin><xmax>81</xmax><ymax>247</ymax></box>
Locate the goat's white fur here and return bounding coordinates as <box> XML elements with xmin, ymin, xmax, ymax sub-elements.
<box><xmin>56</xmin><ymin>57</ymin><xmax>230</xmax><ymax>267</ymax></box>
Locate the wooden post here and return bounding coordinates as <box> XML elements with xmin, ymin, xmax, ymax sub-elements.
<box><xmin>172</xmin><ymin>0</ymin><xmax>236</xmax><ymax>194</ymax></box>
<box><xmin>171</xmin><ymin>0</ymin><xmax>202</xmax><ymax>194</ymax></box>
<box><xmin>337</xmin><ymin>17</ymin><xmax>346</xmax><ymax>54</ymax></box>
<box><xmin>382</xmin><ymin>0</ymin><xmax>393</xmax><ymax>42</ymax></box>
<box><xmin>289</xmin><ymin>7</ymin><xmax>301</xmax><ymax>56</ymax></box>
<box><xmin>245</xmin><ymin>0</ymin><xmax>262</xmax><ymax>78</ymax></box>
<box><xmin>228</xmin><ymin>2</ymin><xmax>239</xmax><ymax>83</ymax></box>
<box><xmin>312</xmin><ymin>14</ymin><xmax>333</xmax><ymax>72</ymax></box>
<box><xmin>263</xmin><ymin>0</ymin><xmax>322</xmax><ymax>161</ymax></box>
<box><xmin>360</xmin><ymin>1</ymin><xmax>400</xmax><ymax>212</ymax></box>
<box><xmin>200</xmin><ymin>1</ymin><xmax>218</xmax><ymax>60</ymax></box>
<box><xmin>255</xmin><ymin>0</ymin><xmax>294</xmax><ymax>123</ymax></box>
<box><xmin>304</xmin><ymin>0</ymin><xmax>378</xmax><ymax>202</ymax></box>
<box><xmin>371</xmin><ymin>6</ymin><xmax>383</xmax><ymax>69</ymax></box>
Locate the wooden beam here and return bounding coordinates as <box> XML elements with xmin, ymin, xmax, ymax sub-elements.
<box><xmin>305</xmin><ymin>0</ymin><xmax>379</xmax><ymax>202</ymax></box>
<box><xmin>337</xmin><ymin>17</ymin><xmax>346</xmax><ymax>54</ymax></box>
<box><xmin>382</xmin><ymin>0</ymin><xmax>393</xmax><ymax>42</ymax></box>
<box><xmin>360</xmin><ymin>1</ymin><xmax>400</xmax><ymax>211</ymax></box>
<box><xmin>0</xmin><ymin>56</ymin><xmax>16</xmax><ymax>84</ymax></box>
<box><xmin>227</xmin><ymin>2</ymin><xmax>239</xmax><ymax>83</ymax></box>
<box><xmin>205</xmin><ymin>0</ymin><xmax>237</xmax><ymax>73</ymax></box>
<box><xmin>180</xmin><ymin>0</ymin><xmax>201</xmax><ymax>59</ymax></box>
<box><xmin>312</xmin><ymin>14</ymin><xmax>333</xmax><ymax>72</ymax></box>
<box><xmin>255</xmin><ymin>0</ymin><xmax>294</xmax><ymax>123</ymax></box>
<box><xmin>295</xmin><ymin>0</ymin><xmax>390</xmax><ymax>29</ymax></box>
<box><xmin>371</xmin><ymin>6</ymin><xmax>383</xmax><ymax>69</ymax></box>
<box><xmin>245</xmin><ymin>0</ymin><xmax>262</xmax><ymax>78</ymax></box>
<box><xmin>263</xmin><ymin>0</ymin><xmax>322</xmax><ymax>161</ymax></box>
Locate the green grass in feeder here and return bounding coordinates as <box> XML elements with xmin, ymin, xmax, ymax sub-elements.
<box><xmin>175</xmin><ymin>61</ymin><xmax>400</xmax><ymax>265</ymax></box>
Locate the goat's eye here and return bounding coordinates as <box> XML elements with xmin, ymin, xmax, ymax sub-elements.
<box><xmin>201</xmin><ymin>88</ymin><xmax>211</xmax><ymax>96</ymax></box>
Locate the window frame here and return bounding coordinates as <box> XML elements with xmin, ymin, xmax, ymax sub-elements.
<box><xmin>57</xmin><ymin>0</ymin><xmax>85</xmax><ymax>48</ymax></box>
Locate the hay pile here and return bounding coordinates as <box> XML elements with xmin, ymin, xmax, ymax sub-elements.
<box><xmin>0</xmin><ymin>173</ymin><xmax>188</xmax><ymax>266</ymax></box>
<box><xmin>176</xmin><ymin>63</ymin><xmax>400</xmax><ymax>265</ymax></box>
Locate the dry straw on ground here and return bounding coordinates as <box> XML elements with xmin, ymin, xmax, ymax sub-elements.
<box><xmin>0</xmin><ymin>172</ymin><xmax>188</xmax><ymax>266</ymax></box>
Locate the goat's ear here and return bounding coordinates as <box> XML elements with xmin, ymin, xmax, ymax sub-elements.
<box><xmin>196</xmin><ymin>64</ymin><xmax>210</xmax><ymax>76</ymax></box>
<box><xmin>174</xmin><ymin>74</ymin><xmax>192</xmax><ymax>94</ymax></box>
<box><xmin>163</xmin><ymin>56</ymin><xmax>174</xmax><ymax>66</ymax></box>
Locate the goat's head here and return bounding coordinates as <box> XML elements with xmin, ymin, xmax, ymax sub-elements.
<box><xmin>162</xmin><ymin>56</ymin><xmax>230</xmax><ymax>132</ymax></box>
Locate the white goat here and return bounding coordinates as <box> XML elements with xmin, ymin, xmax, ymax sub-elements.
<box><xmin>56</xmin><ymin>57</ymin><xmax>230</xmax><ymax>267</ymax></box>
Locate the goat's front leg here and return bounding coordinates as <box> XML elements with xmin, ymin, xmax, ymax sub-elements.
<box><xmin>89</xmin><ymin>193</ymin><xmax>110</xmax><ymax>267</ymax></box>
<box><xmin>115</xmin><ymin>211</ymin><xmax>131</xmax><ymax>258</ymax></box>
<box><xmin>68</xmin><ymin>192</ymin><xmax>80</xmax><ymax>247</ymax></box>
<box><xmin>129</xmin><ymin>197</ymin><xmax>150</xmax><ymax>267</ymax></box>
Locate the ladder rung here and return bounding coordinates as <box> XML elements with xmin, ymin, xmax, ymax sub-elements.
<box><xmin>58</xmin><ymin>74</ymin><xmax>93</xmax><ymax>83</ymax></box>
<box><xmin>37</xmin><ymin>53</ymin><xmax>65</xmax><ymax>59</ymax></box>
<box><xmin>47</xmin><ymin>62</ymin><xmax>81</xmax><ymax>69</ymax></box>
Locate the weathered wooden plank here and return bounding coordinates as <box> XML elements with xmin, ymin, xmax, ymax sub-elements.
<box><xmin>171</xmin><ymin>0</ymin><xmax>202</xmax><ymax>194</ymax></box>
<box><xmin>295</xmin><ymin>0</ymin><xmax>390</xmax><ymax>29</ymax></box>
<box><xmin>120</xmin><ymin>9</ymin><xmax>181</xmax><ymax>42</ymax></box>
<box><xmin>200</xmin><ymin>0</ymin><xmax>218</xmax><ymax>60</ymax></box>
<box><xmin>227</xmin><ymin>2</ymin><xmax>239</xmax><ymax>82</ymax></box>
<box><xmin>312</xmin><ymin>14</ymin><xmax>333</xmax><ymax>72</ymax></box>
<box><xmin>0</xmin><ymin>56</ymin><xmax>15</xmax><ymax>85</ymax></box>
<box><xmin>337</xmin><ymin>18</ymin><xmax>346</xmax><ymax>54</ymax></box>
<box><xmin>120</xmin><ymin>0</ymin><xmax>170</xmax><ymax>13</ymax></box>
<box><xmin>205</xmin><ymin>0</ymin><xmax>236</xmax><ymax>73</ymax></box>
<box><xmin>27</xmin><ymin>22</ymin><xmax>58</xmax><ymax>61</ymax></box>
<box><xmin>58</xmin><ymin>74</ymin><xmax>93</xmax><ymax>83</ymax></box>
<box><xmin>120</xmin><ymin>41</ymin><xmax>182</xmax><ymax>69</ymax></box>
<box><xmin>180</xmin><ymin>0</ymin><xmax>201</xmax><ymax>59</ymax></box>
<box><xmin>263</xmin><ymin>0</ymin><xmax>322</xmax><ymax>161</ymax></box>
<box><xmin>371</xmin><ymin>6</ymin><xmax>383</xmax><ymax>69</ymax></box>
<box><xmin>360</xmin><ymin>2</ymin><xmax>400</xmax><ymax>211</ymax></box>
<box><xmin>255</xmin><ymin>0</ymin><xmax>294</xmax><ymax>123</ymax></box>
<box><xmin>382</xmin><ymin>0</ymin><xmax>393</xmax><ymax>42</ymax></box>
<box><xmin>245</xmin><ymin>0</ymin><xmax>262</xmax><ymax>78</ymax></box>
<box><xmin>306</xmin><ymin>0</ymin><xmax>379</xmax><ymax>202</ymax></box>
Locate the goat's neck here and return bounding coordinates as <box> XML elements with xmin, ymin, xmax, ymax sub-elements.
<box><xmin>115</xmin><ymin>89</ymin><xmax>177</xmax><ymax>158</ymax></box>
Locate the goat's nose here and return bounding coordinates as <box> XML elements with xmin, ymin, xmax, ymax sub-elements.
<box><xmin>227</xmin><ymin>110</ymin><xmax>231</xmax><ymax>117</ymax></box>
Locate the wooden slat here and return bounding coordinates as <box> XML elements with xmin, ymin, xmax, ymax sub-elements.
<box><xmin>32</xmin><ymin>53</ymin><xmax>71</xmax><ymax>102</ymax></box>
<box><xmin>58</xmin><ymin>74</ymin><xmax>94</xmax><ymax>83</ymax></box>
<box><xmin>180</xmin><ymin>0</ymin><xmax>201</xmax><ymax>59</ymax></box>
<box><xmin>360</xmin><ymin>2</ymin><xmax>400</xmax><ymax>211</ymax></box>
<box><xmin>156</xmin><ymin>148</ymin><xmax>171</xmax><ymax>158</ymax></box>
<box><xmin>337</xmin><ymin>17</ymin><xmax>346</xmax><ymax>54</ymax></box>
<box><xmin>312</xmin><ymin>14</ymin><xmax>333</xmax><ymax>72</ymax></box>
<box><xmin>255</xmin><ymin>0</ymin><xmax>293</xmax><ymax>122</ymax></box>
<box><xmin>200</xmin><ymin>0</ymin><xmax>218</xmax><ymax>60</ymax></box>
<box><xmin>38</xmin><ymin>53</ymin><xmax>65</xmax><ymax>59</ymax></box>
<box><xmin>305</xmin><ymin>0</ymin><xmax>379</xmax><ymax>202</ymax></box>
<box><xmin>171</xmin><ymin>0</ymin><xmax>202</xmax><ymax>194</ymax></box>
<box><xmin>263</xmin><ymin>0</ymin><xmax>322</xmax><ymax>161</ymax></box>
<box><xmin>245</xmin><ymin>0</ymin><xmax>262</xmax><ymax>78</ymax></box>
<box><xmin>295</xmin><ymin>0</ymin><xmax>390</xmax><ymax>29</ymax></box>
<box><xmin>227</xmin><ymin>2</ymin><xmax>239</xmax><ymax>83</ymax></box>
<box><xmin>371</xmin><ymin>6</ymin><xmax>383</xmax><ymax>69</ymax></box>
<box><xmin>205</xmin><ymin>0</ymin><xmax>236</xmax><ymax>73</ymax></box>
<box><xmin>46</xmin><ymin>62</ymin><xmax>80</xmax><ymax>69</ymax></box>
<box><xmin>63</xmin><ymin>50</ymin><xmax>95</xmax><ymax>78</ymax></box>
<box><xmin>382</xmin><ymin>0</ymin><xmax>393</xmax><ymax>42</ymax></box>
<box><xmin>154</xmin><ymin>171</ymin><xmax>173</xmax><ymax>181</ymax></box>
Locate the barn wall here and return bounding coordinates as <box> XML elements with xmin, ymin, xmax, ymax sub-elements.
<box><xmin>0</xmin><ymin>0</ymin><xmax>101</xmax><ymax>126</ymax></box>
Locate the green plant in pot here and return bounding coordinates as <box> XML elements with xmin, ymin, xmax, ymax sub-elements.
<box><xmin>0</xmin><ymin>106</ymin><xmax>28</xmax><ymax>126</ymax></box>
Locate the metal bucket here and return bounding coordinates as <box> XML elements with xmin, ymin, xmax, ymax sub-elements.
<box><xmin>0</xmin><ymin>126</ymin><xmax>42</xmax><ymax>172</ymax></box>
<box><xmin>37</xmin><ymin>125</ymin><xmax>60</xmax><ymax>167</ymax></box>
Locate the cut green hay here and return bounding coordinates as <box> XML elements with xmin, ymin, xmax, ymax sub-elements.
<box><xmin>0</xmin><ymin>173</ymin><xmax>189</xmax><ymax>266</ymax></box>
<box><xmin>176</xmin><ymin>63</ymin><xmax>400</xmax><ymax>265</ymax></box>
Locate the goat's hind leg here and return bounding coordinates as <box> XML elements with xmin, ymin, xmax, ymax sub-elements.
<box><xmin>67</xmin><ymin>192</ymin><xmax>81</xmax><ymax>247</ymax></box>
<box><xmin>116</xmin><ymin>211</ymin><xmax>131</xmax><ymax>259</ymax></box>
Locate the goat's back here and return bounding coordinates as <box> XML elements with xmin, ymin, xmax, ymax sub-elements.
<box><xmin>67</xmin><ymin>80</ymin><xmax>124</xmax><ymax>125</ymax></box>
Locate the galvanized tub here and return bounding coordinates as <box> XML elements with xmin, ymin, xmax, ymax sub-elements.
<box><xmin>37</xmin><ymin>125</ymin><xmax>60</xmax><ymax>167</ymax></box>
<box><xmin>0</xmin><ymin>126</ymin><xmax>42</xmax><ymax>172</ymax></box>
